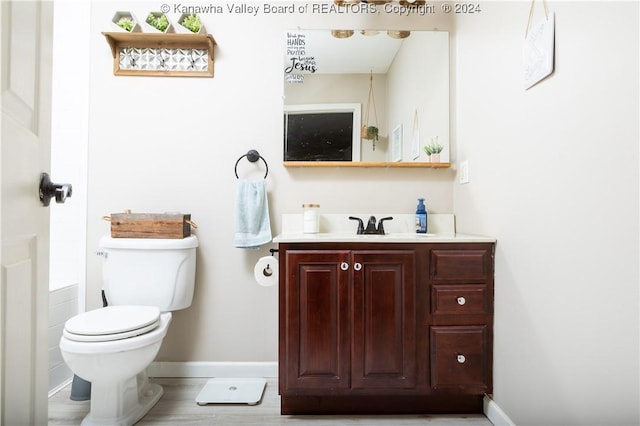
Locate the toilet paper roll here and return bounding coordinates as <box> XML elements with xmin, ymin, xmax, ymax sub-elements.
<box><xmin>254</xmin><ymin>256</ymin><xmax>278</xmax><ymax>287</ymax></box>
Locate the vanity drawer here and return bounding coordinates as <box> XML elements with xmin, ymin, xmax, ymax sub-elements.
<box><xmin>430</xmin><ymin>326</ymin><xmax>489</xmax><ymax>391</ymax></box>
<box><xmin>431</xmin><ymin>285</ymin><xmax>489</xmax><ymax>315</ymax></box>
<box><xmin>430</xmin><ymin>249</ymin><xmax>490</xmax><ymax>283</ymax></box>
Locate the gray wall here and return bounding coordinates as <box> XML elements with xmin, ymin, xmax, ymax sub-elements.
<box><xmin>453</xmin><ymin>2</ymin><xmax>639</xmax><ymax>424</ymax></box>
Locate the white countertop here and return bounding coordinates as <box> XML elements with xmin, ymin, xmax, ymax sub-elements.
<box><xmin>273</xmin><ymin>213</ymin><xmax>496</xmax><ymax>244</ymax></box>
<box><xmin>273</xmin><ymin>232</ymin><xmax>496</xmax><ymax>244</ymax></box>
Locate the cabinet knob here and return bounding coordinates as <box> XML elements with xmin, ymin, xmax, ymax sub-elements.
<box><xmin>354</xmin><ymin>262</ymin><xmax>362</xmax><ymax>271</ymax></box>
<box><xmin>457</xmin><ymin>354</ymin><xmax>466</xmax><ymax>364</ymax></box>
<box><xmin>340</xmin><ymin>262</ymin><xmax>349</xmax><ymax>271</ymax></box>
<box><xmin>457</xmin><ymin>296</ymin><xmax>466</xmax><ymax>306</ymax></box>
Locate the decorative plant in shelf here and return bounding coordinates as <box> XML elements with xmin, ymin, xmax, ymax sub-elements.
<box><xmin>180</xmin><ymin>14</ymin><xmax>203</xmax><ymax>33</ymax></box>
<box><xmin>112</xmin><ymin>11</ymin><xmax>140</xmax><ymax>33</ymax></box>
<box><xmin>145</xmin><ymin>12</ymin><xmax>171</xmax><ymax>33</ymax></box>
<box><xmin>424</xmin><ymin>137</ymin><xmax>444</xmax><ymax>162</ymax></box>
<box><xmin>117</xmin><ymin>17</ymin><xmax>135</xmax><ymax>32</ymax></box>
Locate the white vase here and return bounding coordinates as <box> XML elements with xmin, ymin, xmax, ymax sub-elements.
<box><xmin>430</xmin><ymin>153</ymin><xmax>441</xmax><ymax>163</ymax></box>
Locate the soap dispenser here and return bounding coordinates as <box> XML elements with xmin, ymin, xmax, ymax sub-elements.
<box><xmin>415</xmin><ymin>198</ymin><xmax>427</xmax><ymax>234</ymax></box>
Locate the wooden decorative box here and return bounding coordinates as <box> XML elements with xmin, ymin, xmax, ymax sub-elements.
<box><xmin>109</xmin><ymin>212</ymin><xmax>193</xmax><ymax>239</ymax></box>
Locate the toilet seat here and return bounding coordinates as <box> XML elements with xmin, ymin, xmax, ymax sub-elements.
<box><xmin>63</xmin><ymin>305</ymin><xmax>161</xmax><ymax>343</ymax></box>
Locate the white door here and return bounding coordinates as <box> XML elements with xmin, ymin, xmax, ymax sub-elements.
<box><xmin>1</xmin><ymin>1</ymin><xmax>54</xmax><ymax>424</ymax></box>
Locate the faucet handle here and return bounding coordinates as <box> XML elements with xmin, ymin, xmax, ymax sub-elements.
<box><xmin>348</xmin><ymin>216</ymin><xmax>365</xmax><ymax>234</ymax></box>
<box><xmin>377</xmin><ymin>217</ymin><xmax>393</xmax><ymax>235</ymax></box>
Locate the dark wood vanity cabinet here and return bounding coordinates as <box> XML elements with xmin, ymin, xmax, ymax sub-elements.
<box><xmin>278</xmin><ymin>242</ymin><xmax>494</xmax><ymax>415</ymax></box>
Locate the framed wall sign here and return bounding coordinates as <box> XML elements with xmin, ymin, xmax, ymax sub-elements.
<box><xmin>523</xmin><ymin>8</ymin><xmax>555</xmax><ymax>89</ymax></box>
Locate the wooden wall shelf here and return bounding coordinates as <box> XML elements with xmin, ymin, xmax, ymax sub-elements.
<box><xmin>283</xmin><ymin>161</ymin><xmax>451</xmax><ymax>168</ymax></box>
<box><xmin>102</xmin><ymin>32</ymin><xmax>216</xmax><ymax>77</ymax></box>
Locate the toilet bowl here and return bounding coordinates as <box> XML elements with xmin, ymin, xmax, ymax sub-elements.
<box><xmin>60</xmin><ymin>306</ymin><xmax>172</xmax><ymax>426</ymax></box>
<box><xmin>59</xmin><ymin>235</ymin><xmax>198</xmax><ymax>426</ymax></box>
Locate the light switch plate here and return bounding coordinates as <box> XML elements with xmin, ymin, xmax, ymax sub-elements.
<box><xmin>459</xmin><ymin>160</ymin><xmax>469</xmax><ymax>184</ymax></box>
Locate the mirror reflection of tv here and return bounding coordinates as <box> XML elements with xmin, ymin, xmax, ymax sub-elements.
<box><xmin>284</xmin><ymin>103</ymin><xmax>361</xmax><ymax>161</ymax></box>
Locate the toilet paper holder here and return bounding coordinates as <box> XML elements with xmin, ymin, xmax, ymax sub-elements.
<box><xmin>262</xmin><ymin>264</ymin><xmax>274</xmax><ymax>277</ymax></box>
<box><xmin>262</xmin><ymin>249</ymin><xmax>278</xmax><ymax>277</ymax></box>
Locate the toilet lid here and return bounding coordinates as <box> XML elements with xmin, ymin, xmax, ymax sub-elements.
<box><xmin>63</xmin><ymin>306</ymin><xmax>160</xmax><ymax>342</ymax></box>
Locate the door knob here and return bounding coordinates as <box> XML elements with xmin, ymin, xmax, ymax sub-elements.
<box><xmin>39</xmin><ymin>172</ymin><xmax>72</xmax><ymax>206</ymax></box>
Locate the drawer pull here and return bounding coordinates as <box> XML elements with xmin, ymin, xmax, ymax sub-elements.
<box><xmin>457</xmin><ymin>354</ymin><xmax>466</xmax><ymax>364</ymax></box>
<box><xmin>340</xmin><ymin>262</ymin><xmax>349</xmax><ymax>271</ymax></box>
<box><xmin>457</xmin><ymin>296</ymin><xmax>466</xmax><ymax>306</ymax></box>
<box><xmin>354</xmin><ymin>262</ymin><xmax>362</xmax><ymax>271</ymax></box>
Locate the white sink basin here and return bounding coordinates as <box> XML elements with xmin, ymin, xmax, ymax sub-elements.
<box><xmin>384</xmin><ymin>233</ymin><xmax>437</xmax><ymax>238</ymax></box>
<box><xmin>350</xmin><ymin>233</ymin><xmax>437</xmax><ymax>240</ymax></box>
<box><xmin>290</xmin><ymin>232</ymin><xmax>437</xmax><ymax>240</ymax></box>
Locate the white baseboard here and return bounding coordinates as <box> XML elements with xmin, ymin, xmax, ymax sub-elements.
<box><xmin>484</xmin><ymin>395</ymin><xmax>516</xmax><ymax>426</ymax></box>
<box><xmin>48</xmin><ymin>377</ymin><xmax>73</xmax><ymax>398</ymax></box>
<box><xmin>148</xmin><ymin>361</ymin><xmax>278</xmax><ymax>379</ymax></box>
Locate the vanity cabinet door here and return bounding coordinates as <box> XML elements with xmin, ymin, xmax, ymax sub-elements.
<box><xmin>430</xmin><ymin>325</ymin><xmax>489</xmax><ymax>392</ymax></box>
<box><xmin>281</xmin><ymin>249</ymin><xmax>417</xmax><ymax>392</ymax></box>
<box><xmin>282</xmin><ymin>250</ymin><xmax>351</xmax><ymax>391</ymax></box>
<box><xmin>351</xmin><ymin>251</ymin><xmax>416</xmax><ymax>390</ymax></box>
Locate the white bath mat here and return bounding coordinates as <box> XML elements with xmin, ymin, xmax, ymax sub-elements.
<box><xmin>196</xmin><ymin>378</ymin><xmax>266</xmax><ymax>406</ymax></box>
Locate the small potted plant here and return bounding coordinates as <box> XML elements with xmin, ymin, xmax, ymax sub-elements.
<box><xmin>144</xmin><ymin>12</ymin><xmax>173</xmax><ymax>33</ymax></box>
<box><xmin>112</xmin><ymin>11</ymin><xmax>140</xmax><ymax>32</ymax></box>
<box><xmin>362</xmin><ymin>125</ymin><xmax>379</xmax><ymax>150</ymax></box>
<box><xmin>177</xmin><ymin>14</ymin><xmax>205</xmax><ymax>34</ymax></box>
<box><xmin>424</xmin><ymin>137</ymin><xmax>443</xmax><ymax>162</ymax></box>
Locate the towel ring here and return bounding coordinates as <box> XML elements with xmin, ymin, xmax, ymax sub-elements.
<box><xmin>234</xmin><ymin>149</ymin><xmax>269</xmax><ymax>179</ymax></box>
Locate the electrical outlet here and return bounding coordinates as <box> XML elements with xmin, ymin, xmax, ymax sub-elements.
<box><xmin>459</xmin><ymin>160</ymin><xmax>469</xmax><ymax>184</ymax></box>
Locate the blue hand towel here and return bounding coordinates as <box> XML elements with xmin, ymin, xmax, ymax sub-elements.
<box><xmin>234</xmin><ymin>179</ymin><xmax>272</xmax><ymax>249</ymax></box>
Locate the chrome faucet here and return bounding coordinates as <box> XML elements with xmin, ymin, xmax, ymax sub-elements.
<box><xmin>349</xmin><ymin>216</ymin><xmax>393</xmax><ymax>235</ymax></box>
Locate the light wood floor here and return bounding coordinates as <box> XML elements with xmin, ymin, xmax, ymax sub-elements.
<box><xmin>48</xmin><ymin>378</ymin><xmax>493</xmax><ymax>425</ymax></box>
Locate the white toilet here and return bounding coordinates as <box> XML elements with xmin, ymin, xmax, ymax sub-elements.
<box><xmin>60</xmin><ymin>235</ymin><xmax>198</xmax><ymax>426</ymax></box>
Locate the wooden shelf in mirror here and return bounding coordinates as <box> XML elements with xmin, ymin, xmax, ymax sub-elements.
<box><xmin>283</xmin><ymin>161</ymin><xmax>451</xmax><ymax>168</ymax></box>
<box><xmin>102</xmin><ymin>32</ymin><xmax>216</xmax><ymax>77</ymax></box>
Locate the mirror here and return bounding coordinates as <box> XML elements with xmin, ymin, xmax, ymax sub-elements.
<box><xmin>283</xmin><ymin>29</ymin><xmax>449</xmax><ymax>166</ymax></box>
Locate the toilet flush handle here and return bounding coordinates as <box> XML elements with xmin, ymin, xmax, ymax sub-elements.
<box><xmin>95</xmin><ymin>251</ymin><xmax>108</xmax><ymax>259</ymax></box>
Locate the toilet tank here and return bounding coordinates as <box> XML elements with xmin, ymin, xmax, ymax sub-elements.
<box><xmin>99</xmin><ymin>235</ymin><xmax>198</xmax><ymax>311</ymax></box>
